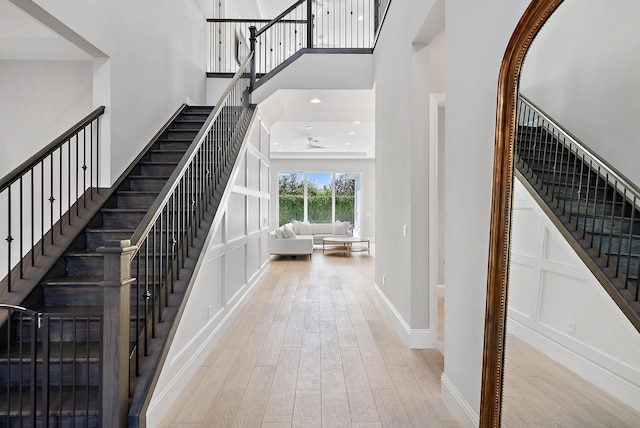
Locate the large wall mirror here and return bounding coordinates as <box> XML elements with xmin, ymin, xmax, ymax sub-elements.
<box><xmin>481</xmin><ymin>0</ymin><xmax>640</xmax><ymax>426</ymax></box>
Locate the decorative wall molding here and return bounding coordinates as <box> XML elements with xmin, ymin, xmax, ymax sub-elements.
<box><xmin>147</xmin><ymin>113</ymin><xmax>272</xmax><ymax>426</ymax></box>
<box><xmin>509</xmin><ymin>178</ymin><xmax>640</xmax><ymax>413</ymax></box>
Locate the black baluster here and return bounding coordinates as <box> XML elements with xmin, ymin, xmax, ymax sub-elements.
<box><xmin>31</xmin><ymin>169</ymin><xmax>34</xmax><ymax>266</ymax></box>
<box><xmin>6</xmin><ymin>186</ymin><xmax>13</xmax><ymax>291</ymax></box>
<box><xmin>50</xmin><ymin>154</ymin><xmax>55</xmax><ymax>245</ymax></box>
<box><xmin>20</xmin><ymin>177</ymin><xmax>23</xmax><ymax>279</ymax></box>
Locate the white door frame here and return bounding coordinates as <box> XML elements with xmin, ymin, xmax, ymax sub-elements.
<box><xmin>429</xmin><ymin>93</ymin><xmax>446</xmax><ymax>352</ymax></box>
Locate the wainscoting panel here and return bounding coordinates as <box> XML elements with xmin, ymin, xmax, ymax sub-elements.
<box><xmin>507</xmin><ymin>263</ymin><xmax>537</xmax><ymax>319</ymax></box>
<box><xmin>147</xmin><ymin>110</ymin><xmax>272</xmax><ymax>426</ymax></box>
<box><xmin>226</xmin><ymin>240</ymin><xmax>247</xmax><ymax>304</ymax></box>
<box><xmin>248</xmin><ymin>152</ymin><xmax>261</xmax><ymax>191</ymax></box>
<box><xmin>537</xmin><ymin>270</ymin><xmax>590</xmax><ymax>334</ymax></box>
<box><xmin>542</xmin><ymin>227</ymin><xmax>576</xmax><ymax>267</ymax></box>
<box><xmin>511</xmin><ymin>206</ymin><xmax>539</xmax><ymax>259</ymax></box>
<box><xmin>246</xmin><ymin>237</ymin><xmax>260</xmax><ymax>281</ymax></box>
<box><xmin>248</xmin><ymin>195</ymin><xmax>260</xmax><ymax>233</ymax></box>
<box><xmin>508</xmin><ymin>178</ymin><xmax>640</xmax><ymax>413</ymax></box>
<box><xmin>227</xmin><ymin>193</ymin><xmax>247</xmax><ymax>240</ymax></box>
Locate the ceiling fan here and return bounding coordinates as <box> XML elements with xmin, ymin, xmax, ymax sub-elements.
<box><xmin>305</xmin><ymin>136</ymin><xmax>330</xmax><ymax>149</ymax></box>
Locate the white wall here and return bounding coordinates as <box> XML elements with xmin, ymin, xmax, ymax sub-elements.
<box><xmin>373</xmin><ymin>0</ymin><xmax>444</xmax><ymax>351</ymax></box>
<box><xmin>0</xmin><ymin>60</ymin><xmax>93</xmax><ymax>177</ymax></box>
<box><xmin>429</xmin><ymin>28</ymin><xmax>446</xmax><ymax>94</ymax></box>
<box><xmin>147</xmin><ymin>110</ymin><xmax>271</xmax><ymax>426</ymax></box>
<box><xmin>252</xmin><ymin>53</ymin><xmax>374</xmax><ymax>104</ymax></box>
<box><xmin>226</xmin><ymin>0</ymin><xmax>263</xmax><ymax>18</ymax></box>
<box><xmin>443</xmin><ymin>0</ymin><xmax>528</xmax><ymax>426</ymax></box>
<box><xmin>509</xmin><ymin>178</ymin><xmax>640</xmax><ymax>413</ymax></box>
<box><xmin>22</xmin><ymin>0</ymin><xmax>209</xmax><ymax>185</ymax></box>
<box><xmin>520</xmin><ymin>0</ymin><xmax>640</xmax><ymax>186</ymax></box>
<box><xmin>270</xmin><ymin>158</ymin><xmax>375</xmax><ymax>239</ymax></box>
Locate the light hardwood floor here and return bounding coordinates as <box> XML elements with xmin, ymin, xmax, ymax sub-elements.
<box><xmin>503</xmin><ymin>334</ymin><xmax>640</xmax><ymax>427</ymax></box>
<box><xmin>159</xmin><ymin>249</ymin><xmax>459</xmax><ymax>428</ymax></box>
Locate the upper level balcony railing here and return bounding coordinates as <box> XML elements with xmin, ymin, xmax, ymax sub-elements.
<box><xmin>207</xmin><ymin>0</ymin><xmax>392</xmax><ymax>78</ymax></box>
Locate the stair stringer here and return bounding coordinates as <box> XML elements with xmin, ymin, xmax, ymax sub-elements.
<box><xmin>135</xmin><ymin>108</ymin><xmax>272</xmax><ymax>427</ymax></box>
<box><xmin>510</xmin><ymin>174</ymin><xmax>640</xmax><ymax>413</ymax></box>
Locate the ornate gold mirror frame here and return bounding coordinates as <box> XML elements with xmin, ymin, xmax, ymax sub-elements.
<box><xmin>479</xmin><ymin>0</ymin><xmax>564</xmax><ymax>426</ymax></box>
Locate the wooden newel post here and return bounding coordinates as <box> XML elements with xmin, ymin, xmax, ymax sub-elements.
<box><xmin>98</xmin><ymin>239</ymin><xmax>137</xmax><ymax>428</ymax></box>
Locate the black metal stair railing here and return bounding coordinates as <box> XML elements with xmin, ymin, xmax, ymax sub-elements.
<box><xmin>247</xmin><ymin>0</ymin><xmax>375</xmax><ymax>91</ymax></box>
<box><xmin>98</xmin><ymin>54</ymin><xmax>255</xmax><ymax>427</ymax></box>
<box><xmin>208</xmin><ymin>0</ymin><xmax>391</xmax><ymax>79</ymax></box>
<box><xmin>515</xmin><ymin>94</ymin><xmax>640</xmax><ymax>329</ymax></box>
<box><xmin>0</xmin><ymin>303</ymin><xmax>103</xmax><ymax>427</ymax></box>
<box><xmin>0</xmin><ymin>107</ymin><xmax>105</xmax><ymax>293</ymax></box>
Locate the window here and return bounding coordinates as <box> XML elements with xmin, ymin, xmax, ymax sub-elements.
<box><xmin>278</xmin><ymin>171</ymin><xmax>362</xmax><ymax>236</ymax></box>
<box><xmin>307</xmin><ymin>172</ymin><xmax>332</xmax><ymax>223</ymax></box>
<box><xmin>278</xmin><ymin>172</ymin><xmax>304</xmax><ymax>225</ymax></box>
<box><xmin>335</xmin><ymin>172</ymin><xmax>359</xmax><ymax>234</ymax></box>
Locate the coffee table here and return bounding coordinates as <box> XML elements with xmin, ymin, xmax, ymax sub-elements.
<box><xmin>322</xmin><ymin>236</ymin><xmax>370</xmax><ymax>256</ymax></box>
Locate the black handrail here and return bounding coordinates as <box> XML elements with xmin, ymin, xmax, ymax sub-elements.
<box><xmin>207</xmin><ymin>18</ymin><xmax>272</xmax><ymax>23</ymax></box>
<box><xmin>117</xmin><ymin>54</ymin><xmax>255</xmax><ymax>426</ymax></box>
<box><xmin>515</xmin><ymin>94</ymin><xmax>640</xmax><ymax>331</ymax></box>
<box><xmin>208</xmin><ymin>0</ymin><xmax>393</xmax><ymax>78</ymax></box>
<box><xmin>129</xmin><ymin>56</ymin><xmax>252</xmax><ymax>247</ymax></box>
<box><xmin>254</xmin><ymin>0</ymin><xmax>306</xmax><ymax>38</ymax></box>
<box><xmin>0</xmin><ymin>106</ymin><xmax>105</xmax><ymax>191</ymax></box>
<box><xmin>1</xmin><ymin>106</ymin><xmax>105</xmax><ymax>292</ymax></box>
<box><xmin>247</xmin><ymin>0</ymin><xmax>377</xmax><ymax>91</ymax></box>
<box><xmin>519</xmin><ymin>94</ymin><xmax>640</xmax><ymax>198</ymax></box>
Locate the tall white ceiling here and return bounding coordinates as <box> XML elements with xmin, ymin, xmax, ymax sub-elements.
<box><xmin>1</xmin><ymin>0</ymin><xmax>376</xmax><ymax>159</ymax></box>
<box><xmin>261</xmin><ymin>89</ymin><xmax>375</xmax><ymax>159</ymax></box>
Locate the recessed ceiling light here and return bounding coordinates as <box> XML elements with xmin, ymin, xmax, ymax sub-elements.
<box><xmin>273</xmin><ymin>142</ymin><xmax>279</xmax><ymax>145</ymax></box>
<box><xmin>342</xmin><ymin>149</ymin><xmax>347</xmax><ymax>152</ymax></box>
<box><xmin>353</xmin><ymin>121</ymin><xmax>361</xmax><ymax>124</ymax></box>
<box><xmin>348</xmin><ymin>132</ymin><xmax>356</xmax><ymax>135</ymax></box>
<box><xmin>310</xmin><ymin>98</ymin><xmax>322</xmax><ymax>104</ymax></box>
<box><xmin>306</xmin><ymin>126</ymin><xmax>313</xmax><ymax>130</ymax></box>
<box><xmin>277</xmin><ymin>149</ymin><xmax>282</xmax><ymax>152</ymax></box>
<box><xmin>344</xmin><ymin>142</ymin><xmax>351</xmax><ymax>146</ymax></box>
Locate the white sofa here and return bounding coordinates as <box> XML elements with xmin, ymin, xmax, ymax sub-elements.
<box><xmin>269</xmin><ymin>220</ymin><xmax>351</xmax><ymax>258</ymax></box>
<box><xmin>269</xmin><ymin>231</ymin><xmax>313</xmax><ymax>257</ymax></box>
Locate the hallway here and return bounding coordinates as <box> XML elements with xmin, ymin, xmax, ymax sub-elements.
<box><xmin>159</xmin><ymin>250</ymin><xmax>458</xmax><ymax>427</ymax></box>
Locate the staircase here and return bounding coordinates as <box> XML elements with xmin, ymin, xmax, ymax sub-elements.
<box><xmin>0</xmin><ymin>101</ymin><xmax>255</xmax><ymax>426</ymax></box>
<box><xmin>515</xmin><ymin>95</ymin><xmax>640</xmax><ymax>331</ymax></box>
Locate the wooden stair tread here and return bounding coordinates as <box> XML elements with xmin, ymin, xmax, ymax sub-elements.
<box><xmin>41</xmin><ymin>276</ymin><xmax>103</xmax><ymax>286</ymax></box>
<box><xmin>85</xmin><ymin>228</ymin><xmax>135</xmax><ymax>233</ymax></box>
<box><xmin>101</xmin><ymin>208</ymin><xmax>148</xmax><ymax>213</ymax></box>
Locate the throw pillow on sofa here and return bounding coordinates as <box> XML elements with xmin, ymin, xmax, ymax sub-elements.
<box><xmin>332</xmin><ymin>221</ymin><xmax>349</xmax><ymax>235</ymax></box>
<box><xmin>292</xmin><ymin>220</ymin><xmax>301</xmax><ymax>234</ymax></box>
<box><xmin>299</xmin><ymin>221</ymin><xmax>312</xmax><ymax>235</ymax></box>
<box><xmin>283</xmin><ymin>226</ymin><xmax>296</xmax><ymax>239</ymax></box>
<box><xmin>275</xmin><ymin>228</ymin><xmax>285</xmax><ymax>239</ymax></box>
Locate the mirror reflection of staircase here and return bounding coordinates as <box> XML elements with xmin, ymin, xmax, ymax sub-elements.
<box><xmin>515</xmin><ymin>95</ymin><xmax>640</xmax><ymax>333</ymax></box>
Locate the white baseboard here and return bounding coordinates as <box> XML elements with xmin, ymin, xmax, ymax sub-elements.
<box><xmin>508</xmin><ymin>318</ymin><xmax>640</xmax><ymax>413</ymax></box>
<box><xmin>146</xmin><ymin>264</ymin><xmax>269</xmax><ymax>426</ymax></box>
<box><xmin>441</xmin><ymin>373</ymin><xmax>479</xmax><ymax>428</ymax></box>
<box><xmin>374</xmin><ymin>283</ymin><xmax>434</xmax><ymax>349</ymax></box>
